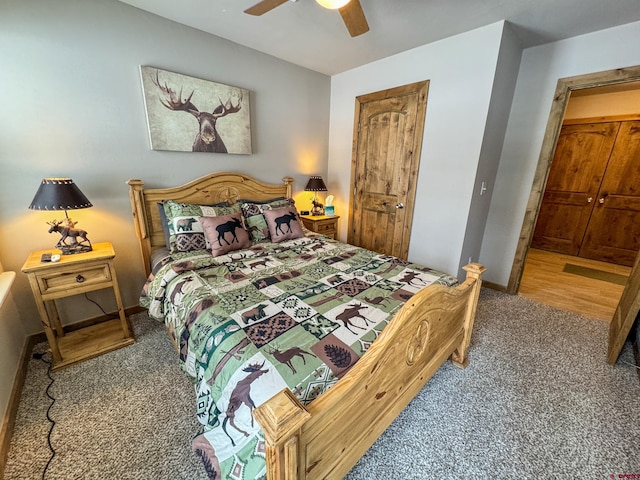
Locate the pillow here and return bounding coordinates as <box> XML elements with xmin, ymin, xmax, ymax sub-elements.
<box><xmin>241</xmin><ymin>198</ymin><xmax>295</xmax><ymax>243</ymax></box>
<box><xmin>157</xmin><ymin>202</ymin><xmax>171</xmax><ymax>248</ymax></box>
<box><xmin>200</xmin><ymin>213</ymin><xmax>252</xmax><ymax>257</ymax></box>
<box><xmin>163</xmin><ymin>200</ymin><xmax>241</xmax><ymax>253</ymax></box>
<box><xmin>263</xmin><ymin>206</ymin><xmax>305</xmax><ymax>243</ymax></box>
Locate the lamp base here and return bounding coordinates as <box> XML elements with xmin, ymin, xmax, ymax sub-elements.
<box><xmin>59</xmin><ymin>244</ymin><xmax>93</xmax><ymax>255</ymax></box>
<box><xmin>311</xmin><ymin>199</ymin><xmax>324</xmax><ymax>216</ymax></box>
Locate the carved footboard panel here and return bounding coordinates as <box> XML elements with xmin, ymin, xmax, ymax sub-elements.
<box><xmin>254</xmin><ymin>263</ymin><xmax>485</xmax><ymax>480</ymax></box>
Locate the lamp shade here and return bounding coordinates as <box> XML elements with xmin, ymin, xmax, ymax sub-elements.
<box><xmin>304</xmin><ymin>176</ymin><xmax>328</xmax><ymax>192</ymax></box>
<box><xmin>29</xmin><ymin>178</ymin><xmax>92</xmax><ymax>212</ymax></box>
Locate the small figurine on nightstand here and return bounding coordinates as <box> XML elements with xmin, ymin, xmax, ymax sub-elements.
<box><xmin>311</xmin><ymin>198</ymin><xmax>324</xmax><ymax>216</ymax></box>
<box><xmin>47</xmin><ymin>220</ymin><xmax>92</xmax><ymax>254</ymax></box>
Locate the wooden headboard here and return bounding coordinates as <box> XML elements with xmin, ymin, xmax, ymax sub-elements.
<box><xmin>127</xmin><ymin>172</ymin><xmax>294</xmax><ymax>276</ymax></box>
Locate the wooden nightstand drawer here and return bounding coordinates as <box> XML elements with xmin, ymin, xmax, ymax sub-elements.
<box><xmin>35</xmin><ymin>262</ymin><xmax>112</xmax><ymax>295</ymax></box>
<box><xmin>315</xmin><ymin>221</ymin><xmax>336</xmax><ymax>234</ymax></box>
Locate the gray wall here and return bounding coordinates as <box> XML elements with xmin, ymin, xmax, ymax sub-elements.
<box><xmin>480</xmin><ymin>19</ymin><xmax>640</xmax><ymax>286</ymax></box>
<box><xmin>457</xmin><ymin>22</ymin><xmax>522</xmax><ymax>277</ymax></box>
<box><xmin>328</xmin><ymin>22</ymin><xmax>512</xmax><ymax>278</ymax></box>
<box><xmin>0</xmin><ymin>0</ymin><xmax>330</xmax><ymax>337</ymax></box>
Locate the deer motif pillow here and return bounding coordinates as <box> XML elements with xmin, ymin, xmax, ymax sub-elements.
<box><xmin>263</xmin><ymin>206</ymin><xmax>305</xmax><ymax>243</ymax></box>
<box><xmin>162</xmin><ymin>200</ymin><xmax>241</xmax><ymax>253</ymax></box>
<box><xmin>200</xmin><ymin>213</ymin><xmax>252</xmax><ymax>257</ymax></box>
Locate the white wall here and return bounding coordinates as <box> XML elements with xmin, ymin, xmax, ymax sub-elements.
<box><xmin>0</xmin><ymin>0</ymin><xmax>330</xmax><ymax>334</ymax></box>
<box><xmin>481</xmin><ymin>20</ymin><xmax>640</xmax><ymax>286</ymax></box>
<box><xmin>329</xmin><ymin>22</ymin><xmax>507</xmax><ymax>277</ymax></box>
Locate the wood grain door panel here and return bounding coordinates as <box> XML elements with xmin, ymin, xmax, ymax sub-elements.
<box><xmin>579</xmin><ymin>121</ymin><xmax>640</xmax><ymax>266</ymax></box>
<box><xmin>531</xmin><ymin>122</ymin><xmax>619</xmax><ymax>254</ymax></box>
<box><xmin>348</xmin><ymin>81</ymin><xmax>428</xmax><ymax>259</ymax></box>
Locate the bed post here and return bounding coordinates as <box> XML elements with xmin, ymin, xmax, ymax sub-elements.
<box><xmin>451</xmin><ymin>262</ymin><xmax>486</xmax><ymax>368</ymax></box>
<box><xmin>253</xmin><ymin>389</ymin><xmax>311</xmax><ymax>480</ymax></box>
<box><xmin>283</xmin><ymin>176</ymin><xmax>294</xmax><ymax>199</ymax></box>
<box><xmin>127</xmin><ymin>179</ymin><xmax>152</xmax><ymax>278</ymax></box>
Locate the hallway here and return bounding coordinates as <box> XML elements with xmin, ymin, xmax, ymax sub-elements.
<box><xmin>518</xmin><ymin>249</ymin><xmax>631</xmax><ymax>322</ymax></box>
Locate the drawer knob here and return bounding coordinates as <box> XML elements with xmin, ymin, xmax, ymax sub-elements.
<box><xmin>76</xmin><ymin>274</ymin><xmax>85</xmax><ymax>283</ymax></box>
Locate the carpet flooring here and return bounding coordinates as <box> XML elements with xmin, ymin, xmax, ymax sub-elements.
<box><xmin>4</xmin><ymin>289</ymin><xmax>639</xmax><ymax>479</ymax></box>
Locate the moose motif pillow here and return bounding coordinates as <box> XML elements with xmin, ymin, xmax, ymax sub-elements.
<box><xmin>162</xmin><ymin>200</ymin><xmax>241</xmax><ymax>253</ymax></box>
<box><xmin>199</xmin><ymin>213</ymin><xmax>252</xmax><ymax>257</ymax></box>
<box><xmin>241</xmin><ymin>198</ymin><xmax>295</xmax><ymax>243</ymax></box>
<box><xmin>263</xmin><ymin>206</ymin><xmax>305</xmax><ymax>243</ymax></box>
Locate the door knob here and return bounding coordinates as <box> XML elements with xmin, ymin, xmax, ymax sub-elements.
<box><xmin>599</xmin><ymin>197</ymin><xmax>605</xmax><ymax>204</ymax></box>
<box><xmin>396</xmin><ymin>203</ymin><xmax>404</xmax><ymax>209</ymax></box>
<box><xmin>587</xmin><ymin>197</ymin><xmax>593</xmax><ymax>203</ymax></box>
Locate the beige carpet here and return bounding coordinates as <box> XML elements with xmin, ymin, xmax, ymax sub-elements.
<box><xmin>5</xmin><ymin>289</ymin><xmax>640</xmax><ymax>479</ymax></box>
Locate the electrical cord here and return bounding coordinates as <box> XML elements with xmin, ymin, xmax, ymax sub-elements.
<box><xmin>84</xmin><ymin>292</ymin><xmax>111</xmax><ymax>317</ymax></box>
<box><xmin>32</xmin><ymin>352</ymin><xmax>56</xmax><ymax>480</ymax></box>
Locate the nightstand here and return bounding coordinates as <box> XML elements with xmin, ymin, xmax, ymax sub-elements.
<box><xmin>300</xmin><ymin>215</ymin><xmax>340</xmax><ymax>239</ymax></box>
<box><xmin>21</xmin><ymin>241</ymin><xmax>134</xmax><ymax>370</ymax></box>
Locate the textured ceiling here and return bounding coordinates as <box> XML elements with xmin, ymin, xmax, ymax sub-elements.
<box><xmin>118</xmin><ymin>0</ymin><xmax>640</xmax><ymax>75</ymax></box>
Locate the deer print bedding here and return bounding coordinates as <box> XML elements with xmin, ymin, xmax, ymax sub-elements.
<box><xmin>140</xmin><ymin>233</ymin><xmax>457</xmax><ymax>479</ymax></box>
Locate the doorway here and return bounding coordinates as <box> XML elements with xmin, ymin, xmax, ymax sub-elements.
<box><xmin>507</xmin><ymin>65</ymin><xmax>640</xmax><ymax>364</ymax></box>
<box><xmin>508</xmin><ymin>66</ymin><xmax>640</xmax><ymax>295</ymax></box>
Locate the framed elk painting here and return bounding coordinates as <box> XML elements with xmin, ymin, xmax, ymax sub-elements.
<box><xmin>140</xmin><ymin>66</ymin><xmax>252</xmax><ymax>154</ymax></box>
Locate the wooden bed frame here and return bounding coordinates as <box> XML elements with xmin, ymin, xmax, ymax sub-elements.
<box><xmin>127</xmin><ymin>172</ymin><xmax>485</xmax><ymax>480</ymax></box>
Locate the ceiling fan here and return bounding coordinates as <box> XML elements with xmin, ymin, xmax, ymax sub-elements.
<box><xmin>244</xmin><ymin>0</ymin><xmax>369</xmax><ymax>37</ymax></box>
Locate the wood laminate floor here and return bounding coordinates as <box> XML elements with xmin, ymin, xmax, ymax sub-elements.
<box><xmin>518</xmin><ymin>249</ymin><xmax>631</xmax><ymax>322</ymax></box>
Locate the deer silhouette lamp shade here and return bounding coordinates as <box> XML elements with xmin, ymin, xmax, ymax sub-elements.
<box><xmin>304</xmin><ymin>176</ymin><xmax>328</xmax><ymax>216</ymax></box>
<box><xmin>29</xmin><ymin>178</ymin><xmax>93</xmax><ymax>254</ymax></box>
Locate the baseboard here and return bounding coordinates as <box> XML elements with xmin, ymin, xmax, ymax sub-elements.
<box><xmin>482</xmin><ymin>281</ymin><xmax>507</xmax><ymax>292</ymax></box>
<box><xmin>0</xmin><ymin>305</ymin><xmax>145</xmax><ymax>475</ymax></box>
<box><xmin>0</xmin><ymin>334</ymin><xmax>38</xmax><ymax>478</ymax></box>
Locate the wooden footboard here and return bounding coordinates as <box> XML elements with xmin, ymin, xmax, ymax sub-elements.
<box><xmin>254</xmin><ymin>263</ymin><xmax>485</xmax><ymax>480</ymax></box>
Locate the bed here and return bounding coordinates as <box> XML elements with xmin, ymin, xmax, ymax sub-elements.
<box><xmin>127</xmin><ymin>172</ymin><xmax>485</xmax><ymax>480</ymax></box>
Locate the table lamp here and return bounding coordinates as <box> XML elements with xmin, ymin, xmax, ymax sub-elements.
<box><xmin>28</xmin><ymin>178</ymin><xmax>93</xmax><ymax>254</ymax></box>
<box><xmin>304</xmin><ymin>175</ymin><xmax>327</xmax><ymax>216</ymax></box>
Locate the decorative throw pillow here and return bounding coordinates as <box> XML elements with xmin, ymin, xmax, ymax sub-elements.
<box><xmin>241</xmin><ymin>198</ymin><xmax>295</xmax><ymax>243</ymax></box>
<box><xmin>263</xmin><ymin>206</ymin><xmax>305</xmax><ymax>243</ymax></box>
<box><xmin>200</xmin><ymin>213</ymin><xmax>252</xmax><ymax>257</ymax></box>
<box><xmin>162</xmin><ymin>199</ymin><xmax>241</xmax><ymax>253</ymax></box>
<box><xmin>157</xmin><ymin>202</ymin><xmax>172</xmax><ymax>249</ymax></box>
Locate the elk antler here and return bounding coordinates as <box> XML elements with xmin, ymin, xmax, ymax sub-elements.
<box><xmin>46</xmin><ymin>220</ymin><xmax>63</xmax><ymax>226</ymax></box>
<box><xmin>151</xmin><ymin>70</ymin><xmax>199</xmax><ymax>114</ymax></box>
<box><xmin>212</xmin><ymin>91</ymin><xmax>243</xmax><ymax>119</ymax></box>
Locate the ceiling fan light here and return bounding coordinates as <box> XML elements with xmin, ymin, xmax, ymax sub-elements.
<box><xmin>315</xmin><ymin>0</ymin><xmax>350</xmax><ymax>10</ymax></box>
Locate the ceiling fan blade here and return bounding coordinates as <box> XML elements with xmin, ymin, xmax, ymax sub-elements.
<box><xmin>244</xmin><ymin>0</ymin><xmax>290</xmax><ymax>16</ymax></box>
<box><xmin>339</xmin><ymin>0</ymin><xmax>369</xmax><ymax>37</ymax></box>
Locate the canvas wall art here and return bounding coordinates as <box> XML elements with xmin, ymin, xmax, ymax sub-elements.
<box><xmin>140</xmin><ymin>66</ymin><xmax>251</xmax><ymax>154</ymax></box>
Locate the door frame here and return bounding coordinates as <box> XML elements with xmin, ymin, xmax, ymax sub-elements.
<box><xmin>507</xmin><ymin>65</ymin><xmax>640</xmax><ymax>295</ymax></box>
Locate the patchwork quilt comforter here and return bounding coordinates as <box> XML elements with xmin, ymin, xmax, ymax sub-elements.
<box><xmin>141</xmin><ymin>233</ymin><xmax>457</xmax><ymax>479</ymax></box>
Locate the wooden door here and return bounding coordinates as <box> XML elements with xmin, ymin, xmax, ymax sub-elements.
<box><xmin>608</xmin><ymin>249</ymin><xmax>640</xmax><ymax>364</ymax></box>
<box><xmin>348</xmin><ymin>81</ymin><xmax>428</xmax><ymax>259</ymax></box>
<box><xmin>580</xmin><ymin>121</ymin><xmax>640</xmax><ymax>266</ymax></box>
<box><xmin>531</xmin><ymin>122</ymin><xmax>619</xmax><ymax>254</ymax></box>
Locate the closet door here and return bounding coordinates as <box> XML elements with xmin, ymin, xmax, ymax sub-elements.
<box><xmin>531</xmin><ymin>122</ymin><xmax>619</xmax><ymax>255</ymax></box>
<box><xmin>579</xmin><ymin>121</ymin><xmax>640</xmax><ymax>266</ymax></box>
